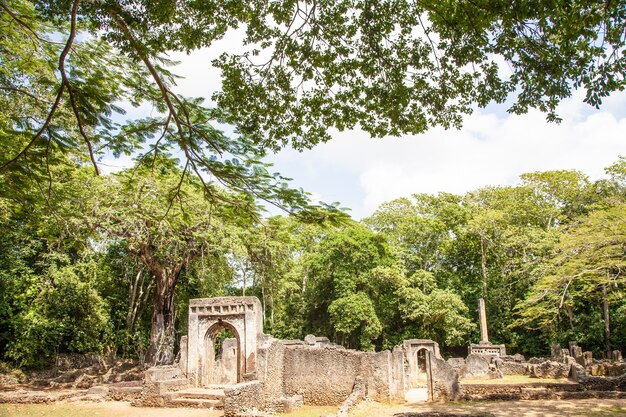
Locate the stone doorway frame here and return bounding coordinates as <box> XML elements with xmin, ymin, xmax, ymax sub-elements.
<box><xmin>404</xmin><ymin>339</ymin><xmax>441</xmax><ymax>401</ymax></box>
<box><xmin>204</xmin><ymin>320</ymin><xmax>242</xmax><ymax>385</ymax></box>
<box><xmin>185</xmin><ymin>297</ymin><xmax>263</xmax><ymax>387</ymax></box>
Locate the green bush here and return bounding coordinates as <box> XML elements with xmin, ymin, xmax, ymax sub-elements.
<box><xmin>7</xmin><ymin>266</ymin><xmax>111</xmax><ymax>368</ymax></box>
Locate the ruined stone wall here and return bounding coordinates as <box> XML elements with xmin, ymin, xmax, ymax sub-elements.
<box><xmin>429</xmin><ymin>355</ymin><xmax>461</xmax><ymax>401</ymax></box>
<box><xmin>256</xmin><ymin>337</ymin><xmax>285</xmax><ymax>400</ymax></box>
<box><xmin>279</xmin><ymin>344</ymin><xmax>407</xmax><ymax>405</ymax></box>
<box><xmin>223</xmin><ymin>381</ymin><xmax>264</xmax><ymax>417</ymax></box>
<box><xmin>362</xmin><ymin>351</ymin><xmax>392</xmax><ymax>401</ymax></box>
<box><xmin>282</xmin><ymin>346</ymin><xmax>363</xmax><ymax>405</ymax></box>
<box><xmin>361</xmin><ymin>350</ymin><xmax>407</xmax><ymax>401</ymax></box>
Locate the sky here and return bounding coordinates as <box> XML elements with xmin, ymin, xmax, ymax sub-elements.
<box><xmin>102</xmin><ymin>38</ymin><xmax>626</xmax><ymax>221</ymax></box>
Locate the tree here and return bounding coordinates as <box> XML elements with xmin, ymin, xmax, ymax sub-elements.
<box><xmin>513</xmin><ymin>204</ymin><xmax>626</xmax><ymax>356</ymax></box>
<box><xmin>2</xmin><ymin>0</ymin><xmax>625</xmax><ymax>179</ymax></box>
<box><xmin>92</xmin><ymin>157</ymin><xmax>255</xmax><ymax>365</ymax></box>
<box><xmin>299</xmin><ymin>225</ymin><xmax>396</xmax><ymax>350</ymax></box>
<box><xmin>364</xmin><ymin>193</ymin><xmax>467</xmax><ymax>275</ymax></box>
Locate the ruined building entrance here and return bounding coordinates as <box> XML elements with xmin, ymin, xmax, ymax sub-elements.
<box><xmin>404</xmin><ymin>339</ymin><xmax>440</xmax><ymax>402</ymax></box>
<box><xmin>203</xmin><ymin>321</ymin><xmax>241</xmax><ymax>385</ymax></box>
<box><xmin>185</xmin><ymin>297</ymin><xmax>264</xmax><ymax>387</ymax></box>
<box><xmin>415</xmin><ymin>348</ymin><xmax>428</xmax><ymax>384</ymax></box>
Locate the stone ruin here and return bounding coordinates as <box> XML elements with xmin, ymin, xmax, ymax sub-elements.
<box><xmin>139</xmin><ymin>296</ymin><xmax>460</xmax><ymax>416</ymax></box>
<box><xmin>138</xmin><ymin>296</ymin><xmax>626</xmax><ymax>416</ymax></box>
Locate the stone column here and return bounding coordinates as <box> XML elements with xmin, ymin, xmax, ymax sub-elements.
<box><xmin>478</xmin><ymin>298</ymin><xmax>489</xmax><ymax>344</ymax></box>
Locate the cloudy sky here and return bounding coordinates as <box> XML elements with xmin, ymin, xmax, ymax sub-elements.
<box><xmin>104</xmin><ymin>38</ymin><xmax>626</xmax><ymax>220</ymax></box>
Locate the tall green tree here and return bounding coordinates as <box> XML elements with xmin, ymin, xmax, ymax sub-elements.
<box><xmin>92</xmin><ymin>158</ymin><xmax>256</xmax><ymax>365</ymax></box>
<box><xmin>513</xmin><ymin>203</ymin><xmax>626</xmax><ymax>356</ymax></box>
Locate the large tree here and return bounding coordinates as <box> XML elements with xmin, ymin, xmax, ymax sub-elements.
<box><xmin>1</xmin><ymin>0</ymin><xmax>625</xmax><ymax>177</ymax></box>
<box><xmin>91</xmin><ymin>158</ymin><xmax>257</xmax><ymax>365</ymax></box>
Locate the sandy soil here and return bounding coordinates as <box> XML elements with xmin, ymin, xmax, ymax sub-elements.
<box><xmin>1</xmin><ymin>398</ymin><xmax>626</xmax><ymax>417</ymax></box>
<box><xmin>350</xmin><ymin>398</ymin><xmax>626</xmax><ymax>417</ymax></box>
<box><xmin>0</xmin><ymin>401</ymin><xmax>222</xmax><ymax>417</ymax></box>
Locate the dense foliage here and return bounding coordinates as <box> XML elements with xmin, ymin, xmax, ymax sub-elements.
<box><xmin>1</xmin><ymin>157</ymin><xmax>625</xmax><ymax>367</ymax></box>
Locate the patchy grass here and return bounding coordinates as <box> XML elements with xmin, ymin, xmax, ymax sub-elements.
<box><xmin>0</xmin><ymin>402</ymin><xmax>220</xmax><ymax>417</ymax></box>
<box><xmin>460</xmin><ymin>375</ymin><xmax>573</xmax><ymax>385</ymax></box>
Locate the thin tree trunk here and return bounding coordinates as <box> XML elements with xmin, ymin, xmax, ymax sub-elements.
<box><xmin>242</xmin><ymin>269</ymin><xmax>247</xmax><ymax>296</ymax></box>
<box><xmin>566</xmin><ymin>305</ymin><xmax>575</xmax><ymax>330</ymax></box>
<box><xmin>602</xmin><ymin>284</ymin><xmax>611</xmax><ymax>357</ymax></box>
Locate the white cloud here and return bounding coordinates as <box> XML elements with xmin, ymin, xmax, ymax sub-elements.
<box><xmin>268</xmin><ymin>92</ymin><xmax>626</xmax><ymax>220</ymax></box>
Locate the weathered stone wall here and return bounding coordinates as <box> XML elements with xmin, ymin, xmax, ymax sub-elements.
<box><xmin>282</xmin><ymin>345</ymin><xmax>362</xmax><ymax>405</ymax></box>
<box><xmin>429</xmin><ymin>354</ymin><xmax>460</xmax><ymax>401</ymax></box>
<box><xmin>223</xmin><ymin>381</ymin><xmax>265</xmax><ymax>417</ymax></box>
<box><xmin>256</xmin><ymin>337</ymin><xmax>285</xmax><ymax>401</ymax></box>
<box><xmin>277</xmin><ymin>344</ymin><xmax>409</xmax><ymax>405</ymax></box>
<box><xmin>362</xmin><ymin>351</ymin><xmax>392</xmax><ymax>401</ymax></box>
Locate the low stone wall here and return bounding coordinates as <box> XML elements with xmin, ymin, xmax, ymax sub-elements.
<box><xmin>223</xmin><ymin>381</ymin><xmax>265</xmax><ymax>417</ymax></box>
<box><xmin>137</xmin><ymin>366</ymin><xmax>189</xmax><ymax>407</ymax></box>
<box><xmin>280</xmin><ymin>343</ymin><xmax>407</xmax><ymax>405</ymax></box>
<box><xmin>461</xmin><ymin>382</ymin><xmax>581</xmax><ymax>401</ymax></box>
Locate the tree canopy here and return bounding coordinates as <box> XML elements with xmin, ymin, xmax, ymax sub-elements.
<box><xmin>1</xmin><ymin>0</ymin><xmax>625</xmax><ymax>180</ymax></box>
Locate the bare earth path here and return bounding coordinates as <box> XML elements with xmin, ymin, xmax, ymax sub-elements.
<box><xmin>350</xmin><ymin>398</ymin><xmax>626</xmax><ymax>417</ymax></box>
<box><xmin>1</xmin><ymin>398</ymin><xmax>626</xmax><ymax>417</ymax></box>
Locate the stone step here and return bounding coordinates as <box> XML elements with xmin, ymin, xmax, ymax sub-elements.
<box><xmin>172</xmin><ymin>388</ymin><xmax>225</xmax><ymax>400</ymax></box>
<box><xmin>167</xmin><ymin>397</ymin><xmax>224</xmax><ymax>409</ymax></box>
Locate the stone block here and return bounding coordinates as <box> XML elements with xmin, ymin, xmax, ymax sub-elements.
<box><xmin>460</xmin><ymin>354</ymin><xmax>501</xmax><ymax>380</ymax></box>
<box><xmin>576</xmin><ymin>351</ymin><xmax>594</xmax><ymax>367</ymax></box>
<box><xmin>447</xmin><ymin>357</ymin><xmax>465</xmax><ymax>372</ymax></box>
<box><xmin>498</xmin><ymin>360</ymin><xmax>529</xmax><ymax>376</ymax></box>
<box><xmin>529</xmin><ymin>361</ymin><xmax>569</xmax><ymax>379</ymax></box>
<box><xmin>224</xmin><ymin>381</ymin><xmax>264</xmax><ymax>417</ymax></box>
<box><xmin>612</xmin><ymin>350</ymin><xmax>623</xmax><ymax>362</ymax></box>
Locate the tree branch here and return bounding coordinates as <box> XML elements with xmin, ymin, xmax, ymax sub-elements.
<box><xmin>0</xmin><ymin>0</ymin><xmax>81</xmax><ymax>172</ymax></box>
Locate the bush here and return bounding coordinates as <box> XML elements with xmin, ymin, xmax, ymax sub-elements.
<box><xmin>6</xmin><ymin>266</ymin><xmax>111</xmax><ymax>368</ymax></box>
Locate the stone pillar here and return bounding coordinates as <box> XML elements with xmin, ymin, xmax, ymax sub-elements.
<box><xmin>179</xmin><ymin>335</ymin><xmax>188</xmax><ymax>376</ymax></box>
<box><xmin>478</xmin><ymin>298</ymin><xmax>489</xmax><ymax>344</ymax></box>
<box><xmin>612</xmin><ymin>350</ymin><xmax>623</xmax><ymax>362</ymax></box>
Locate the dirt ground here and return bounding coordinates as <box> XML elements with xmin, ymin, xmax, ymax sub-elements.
<box><xmin>350</xmin><ymin>398</ymin><xmax>626</xmax><ymax>417</ymax></box>
<box><xmin>1</xmin><ymin>398</ymin><xmax>626</xmax><ymax>417</ymax></box>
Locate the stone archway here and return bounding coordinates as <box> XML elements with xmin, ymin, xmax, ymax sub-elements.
<box><xmin>415</xmin><ymin>348</ymin><xmax>428</xmax><ymax>384</ymax></box>
<box><xmin>203</xmin><ymin>320</ymin><xmax>242</xmax><ymax>385</ymax></box>
<box><xmin>403</xmin><ymin>339</ymin><xmax>440</xmax><ymax>402</ymax></box>
<box><xmin>185</xmin><ymin>297</ymin><xmax>264</xmax><ymax>387</ymax></box>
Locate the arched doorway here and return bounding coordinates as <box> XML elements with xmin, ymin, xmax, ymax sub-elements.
<box><xmin>202</xmin><ymin>320</ymin><xmax>241</xmax><ymax>386</ymax></box>
<box><xmin>415</xmin><ymin>348</ymin><xmax>428</xmax><ymax>384</ymax></box>
<box><xmin>406</xmin><ymin>347</ymin><xmax>431</xmax><ymax>402</ymax></box>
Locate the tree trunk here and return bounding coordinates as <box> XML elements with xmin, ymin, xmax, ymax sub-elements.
<box><xmin>602</xmin><ymin>284</ymin><xmax>611</xmax><ymax>358</ymax></box>
<box><xmin>147</xmin><ymin>269</ymin><xmax>177</xmax><ymax>366</ymax></box>
<box><xmin>566</xmin><ymin>305</ymin><xmax>575</xmax><ymax>330</ymax></box>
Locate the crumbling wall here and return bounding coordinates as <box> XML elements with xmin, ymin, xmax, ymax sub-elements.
<box><xmin>223</xmin><ymin>381</ymin><xmax>264</xmax><ymax>417</ymax></box>
<box><xmin>362</xmin><ymin>351</ymin><xmax>392</xmax><ymax>401</ymax></box>
<box><xmin>429</xmin><ymin>354</ymin><xmax>461</xmax><ymax>401</ymax></box>
<box><xmin>256</xmin><ymin>337</ymin><xmax>285</xmax><ymax>400</ymax></box>
<box><xmin>282</xmin><ymin>345</ymin><xmax>362</xmax><ymax>405</ymax></box>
